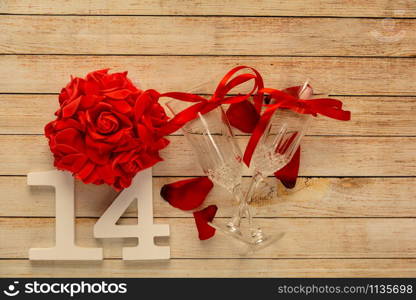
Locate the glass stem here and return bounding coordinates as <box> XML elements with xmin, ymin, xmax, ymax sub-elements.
<box><xmin>208</xmin><ymin>220</ymin><xmax>249</xmax><ymax>244</ymax></box>
<box><xmin>227</xmin><ymin>184</ymin><xmax>244</xmax><ymax>233</ymax></box>
<box><xmin>242</xmin><ymin>171</ymin><xmax>263</xmax><ymax>229</ymax></box>
<box><xmin>228</xmin><ymin>172</ymin><xmax>263</xmax><ymax>234</ymax></box>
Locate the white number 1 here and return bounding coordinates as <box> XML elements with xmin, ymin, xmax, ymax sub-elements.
<box><xmin>27</xmin><ymin>170</ymin><xmax>103</xmax><ymax>260</ymax></box>
<box><xmin>27</xmin><ymin>168</ymin><xmax>170</xmax><ymax>260</ymax></box>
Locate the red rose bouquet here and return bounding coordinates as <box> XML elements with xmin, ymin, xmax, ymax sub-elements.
<box><xmin>45</xmin><ymin>69</ymin><xmax>170</xmax><ymax>190</ymax></box>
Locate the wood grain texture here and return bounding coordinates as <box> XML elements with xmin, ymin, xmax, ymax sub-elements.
<box><xmin>1</xmin><ymin>95</ymin><xmax>415</xmax><ymax>136</ymax></box>
<box><xmin>1</xmin><ymin>176</ymin><xmax>416</xmax><ymax>218</ymax></box>
<box><xmin>1</xmin><ymin>56</ymin><xmax>415</xmax><ymax>95</ymax></box>
<box><xmin>1</xmin><ymin>16</ymin><xmax>415</xmax><ymax>56</ymax></box>
<box><xmin>1</xmin><ymin>259</ymin><xmax>416</xmax><ymax>278</ymax></box>
<box><xmin>1</xmin><ymin>0</ymin><xmax>415</xmax><ymax>17</ymax></box>
<box><xmin>1</xmin><ymin>218</ymin><xmax>416</xmax><ymax>258</ymax></box>
<box><xmin>0</xmin><ymin>135</ymin><xmax>414</xmax><ymax>176</ymax></box>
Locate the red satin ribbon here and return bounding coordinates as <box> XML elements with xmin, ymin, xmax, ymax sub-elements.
<box><xmin>243</xmin><ymin>87</ymin><xmax>351</xmax><ymax>166</ymax></box>
<box><xmin>157</xmin><ymin>66</ymin><xmax>264</xmax><ymax>136</ymax></box>
<box><xmin>148</xmin><ymin>65</ymin><xmax>350</xmax><ymax>170</ymax></box>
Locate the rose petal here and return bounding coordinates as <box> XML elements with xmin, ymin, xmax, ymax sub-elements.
<box><xmin>161</xmin><ymin>177</ymin><xmax>213</xmax><ymax>210</ymax></box>
<box><xmin>226</xmin><ymin>101</ymin><xmax>260</xmax><ymax>133</ymax></box>
<box><xmin>53</xmin><ymin>144</ymin><xmax>79</xmax><ymax>155</ymax></box>
<box><xmin>54</xmin><ymin>128</ymin><xmax>83</xmax><ymax>149</ymax></box>
<box><xmin>106</xmin><ymin>100</ymin><xmax>132</xmax><ymax>114</ymax></box>
<box><xmin>104</xmin><ymin>89</ymin><xmax>132</xmax><ymax>100</ymax></box>
<box><xmin>193</xmin><ymin>205</ymin><xmax>218</xmax><ymax>240</ymax></box>
<box><xmin>86</xmin><ymin>69</ymin><xmax>109</xmax><ymax>83</ymax></box>
<box><xmin>62</xmin><ymin>96</ymin><xmax>81</xmax><ymax>118</ymax></box>
<box><xmin>56</xmin><ymin>153</ymin><xmax>88</xmax><ymax>173</ymax></box>
<box><xmin>79</xmin><ymin>94</ymin><xmax>102</xmax><ymax>109</ymax></box>
<box><xmin>96</xmin><ymin>164</ymin><xmax>116</xmax><ymax>186</ymax></box>
<box><xmin>76</xmin><ymin>161</ymin><xmax>95</xmax><ymax>181</ymax></box>
<box><xmin>83</xmin><ymin>80</ymin><xmax>100</xmax><ymax>95</ymax></box>
<box><xmin>274</xmin><ymin>146</ymin><xmax>300</xmax><ymax>189</ymax></box>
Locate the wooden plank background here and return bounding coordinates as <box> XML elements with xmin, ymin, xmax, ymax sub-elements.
<box><xmin>0</xmin><ymin>0</ymin><xmax>415</xmax><ymax>277</ymax></box>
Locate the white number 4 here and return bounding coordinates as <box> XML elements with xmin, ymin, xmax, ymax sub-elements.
<box><xmin>27</xmin><ymin>168</ymin><xmax>170</xmax><ymax>260</ymax></box>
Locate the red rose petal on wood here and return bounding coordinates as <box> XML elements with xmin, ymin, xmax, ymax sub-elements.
<box><xmin>274</xmin><ymin>145</ymin><xmax>300</xmax><ymax>189</ymax></box>
<box><xmin>193</xmin><ymin>205</ymin><xmax>218</xmax><ymax>240</ymax></box>
<box><xmin>160</xmin><ymin>177</ymin><xmax>213</xmax><ymax>210</ymax></box>
<box><xmin>226</xmin><ymin>101</ymin><xmax>260</xmax><ymax>133</ymax></box>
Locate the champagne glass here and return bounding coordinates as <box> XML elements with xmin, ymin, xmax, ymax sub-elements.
<box><xmin>165</xmin><ymin>100</ymin><xmax>248</xmax><ymax>240</ymax></box>
<box><xmin>241</xmin><ymin>81</ymin><xmax>312</xmax><ymax>249</ymax></box>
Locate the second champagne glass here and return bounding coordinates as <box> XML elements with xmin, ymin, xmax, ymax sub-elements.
<box><xmin>241</xmin><ymin>82</ymin><xmax>313</xmax><ymax>249</ymax></box>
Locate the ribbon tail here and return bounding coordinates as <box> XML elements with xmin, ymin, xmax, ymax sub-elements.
<box><xmin>159</xmin><ymin>102</ymin><xmax>208</xmax><ymax>136</ymax></box>
<box><xmin>308</xmin><ymin>98</ymin><xmax>351</xmax><ymax>121</ymax></box>
<box><xmin>319</xmin><ymin>107</ymin><xmax>351</xmax><ymax>121</ymax></box>
<box><xmin>243</xmin><ymin>106</ymin><xmax>278</xmax><ymax>166</ymax></box>
<box><xmin>274</xmin><ymin>145</ymin><xmax>301</xmax><ymax>189</ymax></box>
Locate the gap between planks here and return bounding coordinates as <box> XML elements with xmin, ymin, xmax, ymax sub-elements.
<box><xmin>1</xmin><ymin>136</ymin><xmax>415</xmax><ymax>176</ymax></box>
<box><xmin>1</xmin><ymin>56</ymin><xmax>415</xmax><ymax>95</ymax></box>
<box><xmin>2</xmin><ymin>258</ymin><xmax>416</xmax><ymax>277</ymax></box>
<box><xmin>1</xmin><ymin>0</ymin><xmax>415</xmax><ymax>18</ymax></box>
<box><xmin>1</xmin><ymin>217</ymin><xmax>416</xmax><ymax>259</ymax></box>
<box><xmin>1</xmin><ymin>176</ymin><xmax>416</xmax><ymax>217</ymax></box>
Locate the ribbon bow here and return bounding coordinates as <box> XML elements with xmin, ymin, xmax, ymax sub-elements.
<box><xmin>243</xmin><ymin>86</ymin><xmax>351</xmax><ymax>166</ymax></box>
<box><xmin>157</xmin><ymin>65</ymin><xmax>264</xmax><ymax>136</ymax></box>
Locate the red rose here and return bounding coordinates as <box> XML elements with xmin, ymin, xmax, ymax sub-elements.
<box><xmin>45</xmin><ymin>69</ymin><xmax>170</xmax><ymax>190</ymax></box>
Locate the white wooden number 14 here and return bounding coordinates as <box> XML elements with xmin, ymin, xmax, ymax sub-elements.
<box><xmin>27</xmin><ymin>168</ymin><xmax>170</xmax><ymax>260</ymax></box>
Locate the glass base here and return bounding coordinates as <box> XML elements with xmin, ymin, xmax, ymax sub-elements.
<box><xmin>209</xmin><ymin>221</ymin><xmax>247</xmax><ymax>245</ymax></box>
<box><xmin>210</xmin><ymin>221</ymin><xmax>285</xmax><ymax>253</ymax></box>
<box><xmin>246</xmin><ymin>231</ymin><xmax>285</xmax><ymax>253</ymax></box>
